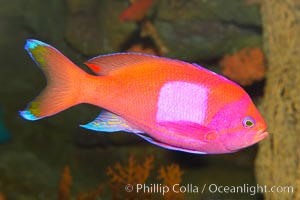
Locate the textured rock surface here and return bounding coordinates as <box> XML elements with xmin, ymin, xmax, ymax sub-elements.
<box><xmin>64</xmin><ymin>0</ymin><xmax>136</xmax><ymax>55</ymax></box>
<box><xmin>155</xmin><ymin>0</ymin><xmax>262</xmax><ymax>60</ymax></box>
<box><xmin>63</xmin><ymin>0</ymin><xmax>262</xmax><ymax>60</ymax></box>
<box><xmin>255</xmin><ymin>1</ymin><xmax>300</xmax><ymax>199</ymax></box>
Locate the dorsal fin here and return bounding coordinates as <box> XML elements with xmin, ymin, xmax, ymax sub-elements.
<box><xmin>84</xmin><ymin>52</ymin><xmax>186</xmax><ymax>75</ymax></box>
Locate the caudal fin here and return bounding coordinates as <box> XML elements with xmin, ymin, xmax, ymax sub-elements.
<box><xmin>20</xmin><ymin>39</ymin><xmax>86</xmax><ymax>120</ymax></box>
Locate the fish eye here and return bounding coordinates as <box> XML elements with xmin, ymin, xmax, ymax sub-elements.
<box><xmin>242</xmin><ymin>116</ymin><xmax>255</xmax><ymax>128</ymax></box>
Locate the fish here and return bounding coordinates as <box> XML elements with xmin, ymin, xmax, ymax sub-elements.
<box><xmin>119</xmin><ymin>0</ymin><xmax>154</xmax><ymax>22</ymax></box>
<box><xmin>20</xmin><ymin>39</ymin><xmax>268</xmax><ymax>154</ymax></box>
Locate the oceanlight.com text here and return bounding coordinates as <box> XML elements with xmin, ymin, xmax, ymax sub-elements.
<box><xmin>207</xmin><ymin>183</ymin><xmax>294</xmax><ymax>195</ymax></box>
<box><xmin>124</xmin><ymin>183</ymin><xmax>294</xmax><ymax>196</ymax></box>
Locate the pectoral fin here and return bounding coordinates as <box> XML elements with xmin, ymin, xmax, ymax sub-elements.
<box><xmin>158</xmin><ymin>121</ymin><xmax>219</xmax><ymax>142</ymax></box>
<box><xmin>80</xmin><ymin>110</ymin><xmax>143</xmax><ymax>133</ymax></box>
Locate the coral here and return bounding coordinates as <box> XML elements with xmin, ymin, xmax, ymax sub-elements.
<box><xmin>107</xmin><ymin>155</ymin><xmax>154</xmax><ymax>200</ymax></box>
<box><xmin>0</xmin><ymin>193</ymin><xmax>5</xmax><ymax>200</ymax></box>
<box><xmin>58</xmin><ymin>165</ymin><xmax>72</xmax><ymax>200</ymax></box>
<box><xmin>57</xmin><ymin>165</ymin><xmax>103</xmax><ymax>200</ymax></box>
<box><xmin>75</xmin><ymin>184</ymin><xmax>103</xmax><ymax>200</ymax></box>
<box><xmin>219</xmin><ymin>47</ymin><xmax>266</xmax><ymax>86</ymax></box>
<box><xmin>107</xmin><ymin>155</ymin><xmax>154</xmax><ymax>186</ymax></box>
<box><xmin>157</xmin><ymin>164</ymin><xmax>184</xmax><ymax>200</ymax></box>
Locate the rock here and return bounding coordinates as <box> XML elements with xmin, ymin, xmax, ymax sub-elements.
<box><xmin>64</xmin><ymin>0</ymin><xmax>136</xmax><ymax>55</ymax></box>
<box><xmin>63</xmin><ymin>0</ymin><xmax>262</xmax><ymax>60</ymax></box>
<box><xmin>17</xmin><ymin>0</ymin><xmax>262</xmax><ymax>61</ymax></box>
<box><xmin>155</xmin><ymin>0</ymin><xmax>262</xmax><ymax>60</ymax></box>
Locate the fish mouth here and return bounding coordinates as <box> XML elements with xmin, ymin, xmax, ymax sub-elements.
<box><xmin>253</xmin><ymin>130</ymin><xmax>269</xmax><ymax>142</ymax></box>
<box><xmin>245</xmin><ymin>129</ymin><xmax>268</xmax><ymax>146</ymax></box>
<box><xmin>223</xmin><ymin>129</ymin><xmax>269</xmax><ymax>152</ymax></box>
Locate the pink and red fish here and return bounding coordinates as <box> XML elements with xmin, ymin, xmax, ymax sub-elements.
<box><xmin>119</xmin><ymin>0</ymin><xmax>154</xmax><ymax>22</ymax></box>
<box><xmin>20</xmin><ymin>39</ymin><xmax>268</xmax><ymax>154</ymax></box>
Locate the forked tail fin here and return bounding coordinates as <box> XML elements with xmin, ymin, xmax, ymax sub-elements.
<box><xmin>20</xmin><ymin>39</ymin><xmax>86</xmax><ymax>120</ymax></box>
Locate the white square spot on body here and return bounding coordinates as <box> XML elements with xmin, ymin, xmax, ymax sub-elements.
<box><xmin>156</xmin><ymin>81</ymin><xmax>208</xmax><ymax>124</ymax></box>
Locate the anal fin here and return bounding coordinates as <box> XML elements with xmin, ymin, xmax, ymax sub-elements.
<box><xmin>135</xmin><ymin>133</ymin><xmax>207</xmax><ymax>154</ymax></box>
